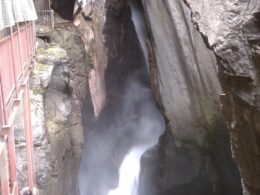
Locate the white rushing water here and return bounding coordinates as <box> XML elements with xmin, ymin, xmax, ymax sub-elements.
<box><xmin>128</xmin><ymin>0</ymin><xmax>149</xmax><ymax>73</ymax></box>
<box><xmin>107</xmin><ymin>2</ymin><xmax>157</xmax><ymax>195</ymax></box>
<box><xmin>108</xmin><ymin>147</ymin><xmax>147</xmax><ymax>195</ymax></box>
<box><xmin>78</xmin><ymin>1</ymin><xmax>164</xmax><ymax>194</ymax></box>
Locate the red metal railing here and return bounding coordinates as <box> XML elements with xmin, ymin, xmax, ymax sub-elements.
<box><xmin>0</xmin><ymin>22</ymin><xmax>36</xmax><ymax>195</ymax></box>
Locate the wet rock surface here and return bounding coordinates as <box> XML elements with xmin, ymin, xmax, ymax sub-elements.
<box><xmin>68</xmin><ymin>0</ymin><xmax>243</xmax><ymax>195</ymax></box>
<box><xmin>77</xmin><ymin>0</ymin><xmax>160</xmax><ymax>194</ymax></box>
<box><xmin>184</xmin><ymin>0</ymin><xmax>260</xmax><ymax>194</ymax></box>
<box><xmin>15</xmin><ymin>25</ymin><xmax>90</xmax><ymax>195</ymax></box>
<box><xmin>30</xmin><ymin>0</ymin><xmax>260</xmax><ymax>195</ymax></box>
<box><xmin>73</xmin><ymin>0</ymin><xmax>107</xmax><ymax>117</ymax></box>
<box><xmin>140</xmin><ymin>0</ymin><xmax>242</xmax><ymax>194</ymax></box>
<box><xmin>72</xmin><ymin>0</ymin><xmax>245</xmax><ymax>195</ymax></box>
<box><xmin>42</xmin><ymin>26</ymin><xmax>90</xmax><ymax>195</ymax></box>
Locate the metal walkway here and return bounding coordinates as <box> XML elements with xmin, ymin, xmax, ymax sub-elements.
<box><xmin>0</xmin><ymin>22</ymin><xmax>36</xmax><ymax>195</ymax></box>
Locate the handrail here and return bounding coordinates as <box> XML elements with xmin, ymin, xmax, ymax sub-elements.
<box><xmin>35</xmin><ymin>9</ymin><xmax>54</xmax><ymax>34</ymax></box>
<box><xmin>0</xmin><ymin>21</ymin><xmax>36</xmax><ymax>195</ymax></box>
<box><xmin>0</xmin><ymin>25</ymin><xmax>27</xmax><ymax>45</ymax></box>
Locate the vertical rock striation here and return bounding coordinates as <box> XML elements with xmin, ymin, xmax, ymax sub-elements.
<box><xmin>25</xmin><ymin>24</ymin><xmax>90</xmax><ymax>195</ymax></box>
<box><xmin>73</xmin><ymin>0</ymin><xmax>107</xmax><ymax>117</ymax></box>
<box><xmin>139</xmin><ymin>0</ymin><xmax>242</xmax><ymax>194</ymax></box>
<box><xmin>183</xmin><ymin>1</ymin><xmax>260</xmax><ymax>194</ymax></box>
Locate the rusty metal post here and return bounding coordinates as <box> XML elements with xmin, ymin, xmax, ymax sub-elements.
<box><xmin>0</xmin><ymin>19</ymin><xmax>37</xmax><ymax>195</ymax></box>
<box><xmin>27</xmin><ymin>23</ymin><xmax>32</xmax><ymax>57</ymax></box>
<box><xmin>33</xmin><ymin>22</ymin><xmax>36</xmax><ymax>52</ymax></box>
<box><xmin>7</xmin><ymin>125</ymin><xmax>17</xmax><ymax>190</ymax></box>
<box><xmin>0</xmin><ymin>139</ymin><xmax>10</xmax><ymax>195</ymax></box>
<box><xmin>11</xmin><ymin>182</ymin><xmax>18</xmax><ymax>195</ymax></box>
<box><xmin>30</xmin><ymin>23</ymin><xmax>33</xmax><ymax>55</ymax></box>
<box><xmin>32</xmin><ymin>22</ymin><xmax>36</xmax><ymax>53</ymax></box>
<box><xmin>4</xmin><ymin>26</ymin><xmax>18</xmax><ymax>194</ymax></box>
<box><xmin>0</xmin><ymin>74</ymin><xmax>7</xmax><ymax>125</ymax></box>
<box><xmin>27</xmin><ymin>81</ymin><xmax>36</xmax><ymax>186</ymax></box>
<box><xmin>10</xmin><ymin>26</ymin><xmax>19</xmax><ymax>97</ymax></box>
<box><xmin>23</xmin><ymin>82</ymin><xmax>35</xmax><ymax>191</ymax></box>
<box><xmin>24</xmin><ymin>24</ymin><xmax>30</xmax><ymax>68</ymax></box>
<box><xmin>17</xmin><ymin>23</ymin><xmax>25</xmax><ymax>82</ymax></box>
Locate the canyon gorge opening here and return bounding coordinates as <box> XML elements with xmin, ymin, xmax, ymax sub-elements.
<box><xmin>76</xmin><ymin>0</ymin><xmax>242</xmax><ymax>194</ymax></box>
<box><xmin>29</xmin><ymin>0</ymin><xmax>260</xmax><ymax>194</ymax></box>
<box><xmin>78</xmin><ymin>0</ymin><xmax>165</xmax><ymax>194</ymax></box>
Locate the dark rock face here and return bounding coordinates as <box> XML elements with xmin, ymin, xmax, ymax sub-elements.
<box><xmin>139</xmin><ymin>0</ymin><xmax>242</xmax><ymax>194</ymax></box>
<box><xmin>184</xmin><ymin>1</ymin><xmax>260</xmax><ymax>194</ymax></box>
<box><xmin>51</xmin><ymin>0</ymin><xmax>75</xmax><ymax>20</ymax></box>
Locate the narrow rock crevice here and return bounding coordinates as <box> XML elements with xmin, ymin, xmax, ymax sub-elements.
<box><xmin>51</xmin><ymin>0</ymin><xmax>75</xmax><ymax>20</ymax></box>
<box><xmin>78</xmin><ymin>1</ymin><xmax>165</xmax><ymax>195</ymax></box>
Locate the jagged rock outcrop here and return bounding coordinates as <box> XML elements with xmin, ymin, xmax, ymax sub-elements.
<box><xmin>73</xmin><ymin>0</ymin><xmax>107</xmax><ymax>117</ymax></box>
<box><xmin>183</xmin><ymin>1</ymin><xmax>260</xmax><ymax>194</ymax></box>
<box><xmin>31</xmin><ymin>41</ymin><xmax>78</xmax><ymax>195</ymax></box>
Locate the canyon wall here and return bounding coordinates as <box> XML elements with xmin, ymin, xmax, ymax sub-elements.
<box><xmin>31</xmin><ymin>0</ymin><xmax>260</xmax><ymax>194</ymax></box>
<box><xmin>73</xmin><ymin>0</ymin><xmax>243</xmax><ymax>194</ymax></box>
<box><xmin>139</xmin><ymin>1</ymin><xmax>242</xmax><ymax>195</ymax></box>
<box><xmin>25</xmin><ymin>24</ymin><xmax>90</xmax><ymax>194</ymax></box>
<box><xmin>184</xmin><ymin>1</ymin><xmax>260</xmax><ymax>194</ymax></box>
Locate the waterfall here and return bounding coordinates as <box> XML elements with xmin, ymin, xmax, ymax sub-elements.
<box><xmin>108</xmin><ymin>147</ymin><xmax>148</xmax><ymax>195</ymax></box>
<box><xmin>78</xmin><ymin>0</ymin><xmax>164</xmax><ymax>194</ymax></box>
<box><xmin>107</xmin><ymin>1</ymin><xmax>162</xmax><ymax>195</ymax></box>
<box><xmin>106</xmin><ymin>81</ymin><xmax>164</xmax><ymax>195</ymax></box>
<box><xmin>128</xmin><ymin>0</ymin><xmax>149</xmax><ymax>73</ymax></box>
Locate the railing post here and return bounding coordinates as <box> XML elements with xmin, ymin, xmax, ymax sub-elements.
<box><xmin>10</xmin><ymin>26</ymin><xmax>19</xmax><ymax>97</ymax></box>
<box><xmin>0</xmin><ymin>82</ymin><xmax>4</xmax><ymax>128</ymax></box>
<box><xmin>51</xmin><ymin>10</ymin><xmax>55</xmax><ymax>30</ymax></box>
<box><xmin>48</xmin><ymin>0</ymin><xmax>51</xmax><ymax>9</ymax></box>
<box><xmin>7</xmin><ymin>126</ymin><xmax>17</xmax><ymax>191</ymax></box>
<box><xmin>3</xmin><ymin>27</ymin><xmax>19</xmax><ymax>193</ymax></box>
<box><xmin>23</xmin><ymin>82</ymin><xmax>35</xmax><ymax>192</ymax></box>
<box><xmin>17</xmin><ymin>23</ymin><xmax>25</xmax><ymax>82</ymax></box>
<box><xmin>34</xmin><ymin>22</ymin><xmax>36</xmax><ymax>52</ymax></box>
<box><xmin>0</xmin><ymin>73</ymin><xmax>7</xmax><ymax>124</ymax></box>
<box><xmin>31</xmin><ymin>22</ymin><xmax>34</xmax><ymax>55</ymax></box>
<box><xmin>0</xmin><ymin>139</ymin><xmax>10</xmax><ymax>195</ymax></box>
<box><xmin>24</xmin><ymin>23</ymin><xmax>30</xmax><ymax>68</ymax></box>
<box><xmin>27</xmin><ymin>22</ymin><xmax>32</xmax><ymax>57</ymax></box>
<box><xmin>32</xmin><ymin>22</ymin><xmax>36</xmax><ymax>53</ymax></box>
